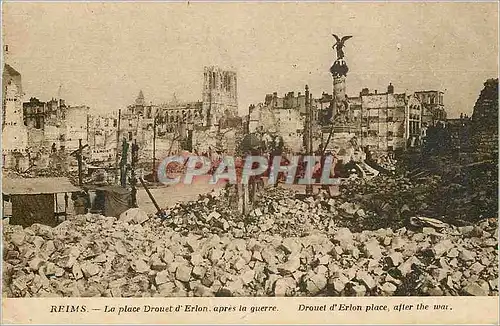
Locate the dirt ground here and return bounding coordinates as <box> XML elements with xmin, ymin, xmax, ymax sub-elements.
<box><xmin>136</xmin><ymin>175</ymin><xmax>227</xmax><ymax>214</ymax></box>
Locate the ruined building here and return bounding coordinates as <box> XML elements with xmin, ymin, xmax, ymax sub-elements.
<box><xmin>2</xmin><ymin>64</ymin><xmax>22</xmax><ymax>131</ymax></box>
<box><xmin>2</xmin><ymin>47</ymin><xmax>92</xmax><ymax>171</ymax></box>
<box><xmin>316</xmin><ymin>92</ymin><xmax>334</xmax><ymax>122</ymax></box>
<box><xmin>470</xmin><ymin>78</ymin><xmax>498</xmax><ymax>157</ymax></box>
<box><xmin>414</xmin><ymin>90</ymin><xmax>447</xmax><ymax>126</ymax></box>
<box><xmin>315</xmin><ymin>83</ymin><xmax>427</xmax><ymax>154</ymax></box>
<box><xmin>87</xmin><ymin>112</ymin><xmax>118</xmax><ymax>162</ymax></box>
<box><xmin>23</xmin><ymin>97</ymin><xmax>89</xmax><ymax>152</ymax></box>
<box><xmin>2</xmin><ymin>64</ymin><xmax>29</xmax><ymax>170</ymax></box>
<box><xmin>23</xmin><ymin>97</ymin><xmax>66</xmax><ymax>130</ymax></box>
<box><xmin>118</xmin><ymin>66</ymin><xmax>241</xmax><ymax>158</ymax></box>
<box><xmin>65</xmin><ymin>105</ymin><xmax>90</xmax><ymax>150</ymax></box>
<box><xmin>158</xmin><ymin>100</ymin><xmax>203</xmax><ymax>133</ymax></box>
<box><xmin>445</xmin><ymin>115</ymin><xmax>472</xmax><ymax>153</ymax></box>
<box><xmin>202</xmin><ymin>66</ymin><xmax>238</xmax><ymax>127</ymax></box>
<box><xmin>121</xmin><ymin>91</ymin><xmax>152</xmax><ymax>143</ymax></box>
<box><xmin>23</xmin><ymin>98</ymin><xmax>66</xmax><ymax>155</ymax></box>
<box><xmin>350</xmin><ymin>85</ymin><xmax>423</xmax><ymax>153</ymax></box>
<box><xmin>119</xmin><ymin>91</ymin><xmax>155</xmax><ymax>161</ymax></box>
<box><xmin>249</xmin><ymin>91</ymin><xmax>309</xmax><ymax>153</ymax></box>
<box><xmin>119</xmin><ymin>91</ymin><xmax>204</xmax><ymax>160</ymax></box>
<box><xmin>248</xmin><ymin>83</ymin><xmax>426</xmax><ymax>155</ymax></box>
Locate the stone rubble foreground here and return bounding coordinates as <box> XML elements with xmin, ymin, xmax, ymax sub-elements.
<box><xmin>2</xmin><ymin>184</ymin><xmax>498</xmax><ymax>298</ymax></box>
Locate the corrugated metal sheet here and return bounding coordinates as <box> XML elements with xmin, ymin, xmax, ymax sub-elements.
<box><xmin>2</xmin><ymin>177</ymin><xmax>81</xmax><ymax>195</ymax></box>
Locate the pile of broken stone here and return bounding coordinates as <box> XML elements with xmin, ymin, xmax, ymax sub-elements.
<box><xmin>3</xmin><ymin>190</ymin><xmax>497</xmax><ymax>297</ymax></box>
<box><xmin>165</xmin><ymin>187</ymin><xmax>345</xmax><ymax>238</ymax></box>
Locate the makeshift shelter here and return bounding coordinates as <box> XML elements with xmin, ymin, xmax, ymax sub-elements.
<box><xmin>2</xmin><ymin>177</ymin><xmax>81</xmax><ymax>227</ymax></box>
<box><xmin>84</xmin><ymin>185</ymin><xmax>131</xmax><ymax>218</ymax></box>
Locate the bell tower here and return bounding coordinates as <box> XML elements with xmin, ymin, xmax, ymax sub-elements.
<box><xmin>202</xmin><ymin>66</ymin><xmax>238</xmax><ymax>127</ymax></box>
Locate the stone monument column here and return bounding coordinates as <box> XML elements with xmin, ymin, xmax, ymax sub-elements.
<box><xmin>329</xmin><ymin>34</ymin><xmax>352</xmax><ymax>121</ymax></box>
<box><xmin>332</xmin><ymin>75</ymin><xmax>347</xmax><ymax>117</ymax></box>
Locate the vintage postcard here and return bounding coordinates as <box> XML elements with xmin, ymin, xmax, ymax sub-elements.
<box><xmin>1</xmin><ymin>1</ymin><xmax>498</xmax><ymax>325</ymax></box>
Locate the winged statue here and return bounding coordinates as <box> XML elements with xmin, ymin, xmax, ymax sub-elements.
<box><xmin>332</xmin><ymin>34</ymin><xmax>353</xmax><ymax>59</ymax></box>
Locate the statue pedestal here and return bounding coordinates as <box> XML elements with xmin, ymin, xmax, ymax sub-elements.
<box><xmin>332</xmin><ymin>75</ymin><xmax>347</xmax><ymax>116</ymax></box>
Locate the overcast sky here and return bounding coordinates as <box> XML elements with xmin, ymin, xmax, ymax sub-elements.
<box><xmin>3</xmin><ymin>2</ymin><xmax>498</xmax><ymax>117</ymax></box>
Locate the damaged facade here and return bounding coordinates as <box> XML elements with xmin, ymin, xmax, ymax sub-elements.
<box><xmin>2</xmin><ymin>64</ymin><xmax>29</xmax><ymax>170</ymax></box>
<box><xmin>470</xmin><ymin>78</ymin><xmax>498</xmax><ymax>157</ymax></box>
<box><xmin>87</xmin><ymin>112</ymin><xmax>118</xmax><ymax>163</ymax></box>
<box><xmin>248</xmin><ymin>83</ymin><xmax>429</xmax><ymax>155</ymax></box>
<box><xmin>23</xmin><ymin>98</ymin><xmax>68</xmax><ymax>153</ymax></box>
<box><xmin>350</xmin><ymin>85</ymin><xmax>423</xmax><ymax>153</ymax></box>
<box><xmin>445</xmin><ymin>115</ymin><xmax>472</xmax><ymax>153</ymax></box>
<box><xmin>414</xmin><ymin>90</ymin><xmax>447</xmax><ymax>126</ymax></box>
<box><xmin>316</xmin><ymin>84</ymin><xmax>424</xmax><ymax>154</ymax></box>
<box><xmin>248</xmin><ymin>92</ymin><xmax>308</xmax><ymax>153</ymax></box>
<box><xmin>113</xmin><ymin>66</ymin><xmax>242</xmax><ymax>162</ymax></box>
<box><xmin>1</xmin><ymin>61</ymin><xmax>91</xmax><ymax>173</ymax></box>
<box><xmin>22</xmin><ymin>97</ymin><xmax>90</xmax><ymax>171</ymax></box>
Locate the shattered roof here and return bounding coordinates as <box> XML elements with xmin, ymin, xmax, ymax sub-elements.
<box><xmin>2</xmin><ymin>177</ymin><xmax>81</xmax><ymax>195</ymax></box>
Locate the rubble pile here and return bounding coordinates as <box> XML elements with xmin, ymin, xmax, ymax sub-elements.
<box><xmin>163</xmin><ymin>183</ymin><xmax>417</xmax><ymax>237</ymax></box>
<box><xmin>3</xmin><ymin>211</ymin><xmax>497</xmax><ymax>298</ymax></box>
<box><xmin>338</xmin><ymin>167</ymin><xmax>498</xmax><ymax>230</ymax></box>
<box><xmin>164</xmin><ymin>187</ymin><xmax>343</xmax><ymax>238</ymax></box>
<box><xmin>336</xmin><ymin>175</ymin><xmax>442</xmax><ymax>231</ymax></box>
<box><xmin>375</xmin><ymin>154</ymin><xmax>397</xmax><ymax>172</ymax></box>
<box><xmin>430</xmin><ymin>161</ymin><xmax>498</xmax><ymax>224</ymax></box>
<box><xmin>163</xmin><ymin>176</ymin><xmax>450</xmax><ymax>237</ymax></box>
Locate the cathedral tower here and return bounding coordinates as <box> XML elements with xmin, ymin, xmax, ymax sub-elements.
<box><xmin>202</xmin><ymin>66</ymin><xmax>238</xmax><ymax>127</ymax></box>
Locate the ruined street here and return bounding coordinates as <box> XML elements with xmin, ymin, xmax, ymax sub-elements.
<box><xmin>2</xmin><ymin>3</ymin><xmax>498</xmax><ymax>312</ymax></box>
<box><xmin>3</xmin><ymin>154</ymin><xmax>498</xmax><ymax>298</ymax></box>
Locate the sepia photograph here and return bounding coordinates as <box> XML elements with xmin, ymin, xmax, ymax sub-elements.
<box><xmin>1</xmin><ymin>0</ymin><xmax>498</xmax><ymax>307</ymax></box>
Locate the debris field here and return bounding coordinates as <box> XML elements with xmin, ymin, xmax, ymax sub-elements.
<box><xmin>3</xmin><ymin>174</ymin><xmax>498</xmax><ymax>298</ymax></box>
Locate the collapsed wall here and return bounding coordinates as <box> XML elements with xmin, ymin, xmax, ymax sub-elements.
<box><xmin>471</xmin><ymin>78</ymin><xmax>498</xmax><ymax>158</ymax></box>
<box><xmin>191</xmin><ymin>126</ymin><xmax>244</xmax><ymax>155</ymax></box>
